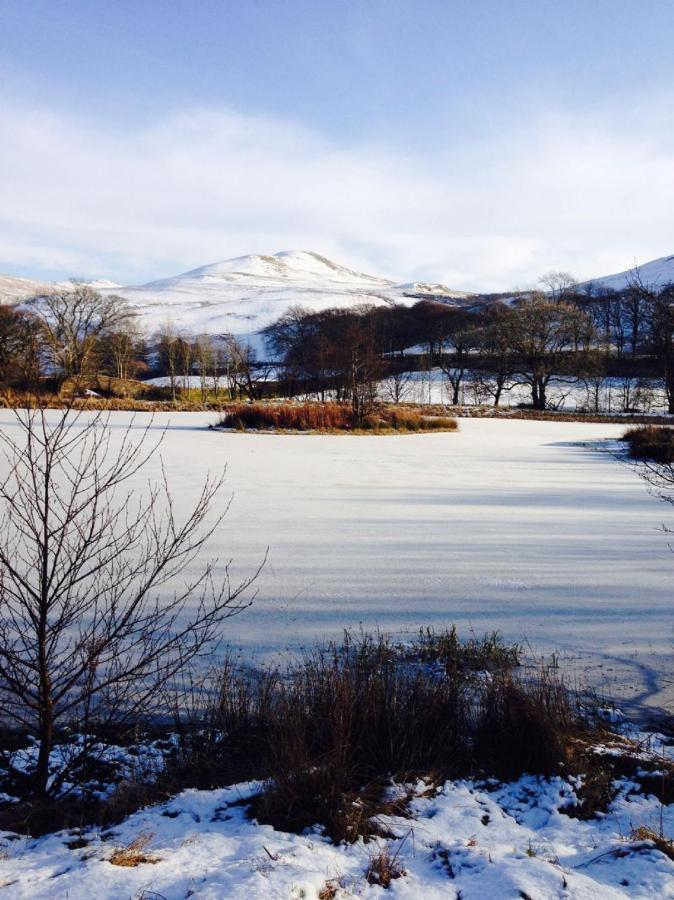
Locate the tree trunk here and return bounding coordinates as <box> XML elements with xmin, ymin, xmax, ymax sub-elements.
<box><xmin>35</xmin><ymin>706</ymin><xmax>53</xmax><ymax>796</ymax></box>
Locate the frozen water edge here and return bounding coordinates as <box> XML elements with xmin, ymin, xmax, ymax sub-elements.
<box><xmin>0</xmin><ymin>411</ymin><xmax>671</xmax><ymax>719</ymax></box>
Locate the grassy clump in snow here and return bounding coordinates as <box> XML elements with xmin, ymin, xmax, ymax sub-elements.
<box><xmin>215</xmin><ymin>402</ymin><xmax>458</xmax><ymax>433</ymax></box>
<box><xmin>212</xmin><ymin>631</ymin><xmax>585</xmax><ymax>842</ymax></box>
<box><xmin>409</xmin><ymin>625</ymin><xmax>521</xmax><ymax>671</ymax></box>
<box><xmin>623</xmin><ymin>424</ymin><xmax>674</xmax><ymax>462</ymax></box>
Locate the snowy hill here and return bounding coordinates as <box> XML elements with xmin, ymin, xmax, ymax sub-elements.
<box><xmin>108</xmin><ymin>250</ymin><xmax>472</xmax><ymax>336</ymax></box>
<box><xmin>0</xmin><ymin>273</ymin><xmax>56</xmax><ymax>305</ymax></box>
<box><xmin>582</xmin><ymin>254</ymin><xmax>674</xmax><ymax>292</ymax></box>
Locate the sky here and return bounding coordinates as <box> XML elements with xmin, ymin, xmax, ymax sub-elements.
<box><xmin>1</xmin><ymin>0</ymin><xmax>674</xmax><ymax>291</ymax></box>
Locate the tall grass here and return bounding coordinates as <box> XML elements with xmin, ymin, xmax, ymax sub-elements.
<box><xmin>0</xmin><ymin>630</ymin><xmax>604</xmax><ymax>841</ymax></box>
<box><xmin>216</xmin><ymin>402</ymin><xmax>458</xmax><ymax>432</ymax></box>
<box><xmin>623</xmin><ymin>425</ymin><xmax>674</xmax><ymax>462</ymax></box>
<box><xmin>189</xmin><ymin>631</ymin><xmax>587</xmax><ymax>841</ymax></box>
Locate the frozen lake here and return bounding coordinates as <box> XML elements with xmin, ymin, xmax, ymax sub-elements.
<box><xmin>0</xmin><ymin>411</ymin><xmax>672</xmax><ymax>721</ymax></box>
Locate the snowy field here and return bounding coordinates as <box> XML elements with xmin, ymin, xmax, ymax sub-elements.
<box><xmin>380</xmin><ymin>369</ymin><xmax>669</xmax><ymax>412</ymax></box>
<box><xmin>4</xmin><ymin>761</ymin><xmax>674</xmax><ymax>898</ymax></box>
<box><xmin>0</xmin><ymin>409</ymin><xmax>670</xmax><ymax>718</ymax></box>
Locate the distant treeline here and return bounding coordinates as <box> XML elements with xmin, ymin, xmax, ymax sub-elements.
<box><xmin>2</xmin><ymin>270</ymin><xmax>673</xmax><ymax>413</ymax></box>
<box><xmin>264</xmin><ymin>275</ymin><xmax>674</xmax><ymax>412</ymax></box>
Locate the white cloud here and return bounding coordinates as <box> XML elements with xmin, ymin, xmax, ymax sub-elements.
<box><xmin>1</xmin><ymin>102</ymin><xmax>673</xmax><ymax>290</ymax></box>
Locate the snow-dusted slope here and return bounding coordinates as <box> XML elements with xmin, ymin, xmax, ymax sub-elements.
<box><xmin>583</xmin><ymin>254</ymin><xmax>674</xmax><ymax>292</ymax></box>
<box><xmin>0</xmin><ymin>273</ymin><xmax>55</xmax><ymax>305</ymax></box>
<box><xmin>107</xmin><ymin>251</ymin><xmax>472</xmax><ymax>335</ymax></box>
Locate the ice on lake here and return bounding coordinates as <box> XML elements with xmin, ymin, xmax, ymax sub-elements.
<box><xmin>1</xmin><ymin>411</ymin><xmax>671</xmax><ymax>720</ymax></box>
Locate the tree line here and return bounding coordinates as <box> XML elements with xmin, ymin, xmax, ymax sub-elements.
<box><xmin>264</xmin><ymin>270</ymin><xmax>674</xmax><ymax>412</ymax></box>
<box><xmin>1</xmin><ymin>268</ymin><xmax>673</xmax><ymax>412</ymax></box>
<box><xmin>0</xmin><ymin>283</ymin><xmax>272</xmax><ymax>403</ymax></box>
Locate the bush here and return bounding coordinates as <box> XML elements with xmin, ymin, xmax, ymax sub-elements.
<box><xmin>218</xmin><ymin>402</ymin><xmax>351</xmax><ymax>431</ymax></box>
<box><xmin>216</xmin><ymin>402</ymin><xmax>458</xmax><ymax>433</ymax></box>
<box><xmin>623</xmin><ymin>425</ymin><xmax>674</xmax><ymax>462</ymax></box>
<box><xmin>239</xmin><ymin>632</ymin><xmax>584</xmax><ymax>841</ymax></box>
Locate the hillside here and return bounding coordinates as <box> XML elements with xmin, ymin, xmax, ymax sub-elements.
<box><xmin>3</xmin><ymin>251</ymin><xmax>674</xmax><ymax>339</ymax></box>
<box><xmin>581</xmin><ymin>254</ymin><xmax>674</xmax><ymax>292</ymax></box>
<box><xmin>107</xmin><ymin>250</ymin><xmax>472</xmax><ymax>335</ymax></box>
<box><xmin>0</xmin><ymin>273</ymin><xmax>55</xmax><ymax>304</ymax></box>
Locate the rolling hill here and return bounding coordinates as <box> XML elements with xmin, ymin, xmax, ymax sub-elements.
<box><xmin>581</xmin><ymin>254</ymin><xmax>674</xmax><ymax>292</ymax></box>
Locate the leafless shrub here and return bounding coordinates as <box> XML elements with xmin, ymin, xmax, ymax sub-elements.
<box><xmin>0</xmin><ymin>400</ymin><xmax>261</xmax><ymax>797</ymax></box>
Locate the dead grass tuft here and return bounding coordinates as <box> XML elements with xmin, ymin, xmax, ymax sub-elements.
<box><xmin>631</xmin><ymin>826</ymin><xmax>674</xmax><ymax>861</ymax></box>
<box><xmin>109</xmin><ymin>832</ymin><xmax>159</xmax><ymax>867</ymax></box>
<box><xmin>622</xmin><ymin>425</ymin><xmax>674</xmax><ymax>462</ymax></box>
<box><xmin>365</xmin><ymin>843</ymin><xmax>406</xmax><ymax>887</ymax></box>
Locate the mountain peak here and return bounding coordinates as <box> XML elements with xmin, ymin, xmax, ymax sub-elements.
<box><xmin>139</xmin><ymin>250</ymin><xmax>393</xmax><ymax>289</ymax></box>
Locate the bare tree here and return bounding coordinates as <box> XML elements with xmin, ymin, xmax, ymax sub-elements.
<box><xmin>100</xmin><ymin>323</ymin><xmax>145</xmax><ymax>382</ymax></box>
<box><xmin>37</xmin><ymin>284</ymin><xmax>133</xmax><ymax>378</ymax></box>
<box><xmin>508</xmin><ymin>293</ymin><xmax>593</xmax><ymax>410</ymax></box>
<box><xmin>474</xmin><ymin>304</ymin><xmax>518</xmax><ymax>407</ymax></box>
<box><xmin>0</xmin><ymin>403</ymin><xmax>260</xmax><ymax>797</ymax></box>
<box><xmin>436</xmin><ymin>311</ymin><xmax>478</xmax><ymax>405</ymax></box>
<box><xmin>157</xmin><ymin>323</ymin><xmax>182</xmax><ymax>402</ymax></box>
<box><xmin>225</xmin><ymin>336</ymin><xmax>274</xmax><ymax>401</ymax></box>
<box><xmin>538</xmin><ymin>271</ymin><xmax>578</xmax><ymax>303</ymax></box>
<box><xmin>381</xmin><ymin>366</ymin><xmax>414</xmax><ymax>404</ymax></box>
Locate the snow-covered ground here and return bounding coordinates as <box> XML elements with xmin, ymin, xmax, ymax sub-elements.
<box><xmin>380</xmin><ymin>369</ymin><xmax>669</xmax><ymax>412</ymax></box>
<box><xmin>143</xmin><ymin>368</ymin><xmax>669</xmax><ymax>415</ymax></box>
<box><xmin>0</xmin><ymin>410</ymin><xmax>671</xmax><ymax>718</ymax></box>
<box><xmin>3</xmin><ymin>762</ymin><xmax>674</xmax><ymax>898</ymax></box>
<box><xmin>580</xmin><ymin>253</ymin><xmax>674</xmax><ymax>292</ymax></box>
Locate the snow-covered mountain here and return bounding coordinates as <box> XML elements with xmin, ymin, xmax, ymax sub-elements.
<box><xmin>581</xmin><ymin>254</ymin><xmax>674</xmax><ymax>292</ymax></box>
<box><xmin>107</xmin><ymin>250</ymin><xmax>471</xmax><ymax>335</ymax></box>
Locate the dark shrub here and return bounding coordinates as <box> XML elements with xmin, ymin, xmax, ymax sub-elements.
<box><xmin>623</xmin><ymin>425</ymin><xmax>674</xmax><ymax>463</ymax></box>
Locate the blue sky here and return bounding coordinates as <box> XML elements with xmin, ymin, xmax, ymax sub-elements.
<box><xmin>1</xmin><ymin>0</ymin><xmax>674</xmax><ymax>289</ymax></box>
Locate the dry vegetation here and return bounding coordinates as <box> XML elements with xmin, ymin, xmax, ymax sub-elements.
<box><xmin>622</xmin><ymin>424</ymin><xmax>674</xmax><ymax>462</ymax></box>
<box><xmin>108</xmin><ymin>832</ymin><xmax>159</xmax><ymax>867</ymax></box>
<box><xmin>216</xmin><ymin>401</ymin><xmax>458</xmax><ymax>433</ymax></box>
<box><xmin>0</xmin><ymin>629</ymin><xmax>672</xmax><ymax>846</ymax></box>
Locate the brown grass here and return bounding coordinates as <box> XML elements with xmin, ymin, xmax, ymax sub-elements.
<box><xmin>216</xmin><ymin>402</ymin><xmax>458</xmax><ymax>433</ymax></box>
<box><xmin>241</xmin><ymin>632</ymin><xmax>587</xmax><ymax>841</ymax></box>
<box><xmin>622</xmin><ymin>425</ymin><xmax>674</xmax><ymax>462</ymax></box>
<box><xmin>109</xmin><ymin>832</ymin><xmax>159</xmax><ymax>867</ymax></box>
<box><xmin>365</xmin><ymin>844</ymin><xmax>406</xmax><ymax>887</ymax></box>
<box><xmin>631</xmin><ymin>826</ymin><xmax>674</xmax><ymax>860</ymax></box>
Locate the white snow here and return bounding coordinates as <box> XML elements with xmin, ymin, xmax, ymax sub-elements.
<box><xmin>581</xmin><ymin>254</ymin><xmax>674</xmax><ymax>293</ymax></box>
<box><xmin>379</xmin><ymin>368</ymin><xmax>669</xmax><ymax>411</ymax></box>
<box><xmin>0</xmin><ymin>273</ymin><xmax>62</xmax><ymax>305</ymax></box>
<box><xmin>2</xmin><ymin>770</ymin><xmax>673</xmax><ymax>898</ymax></box>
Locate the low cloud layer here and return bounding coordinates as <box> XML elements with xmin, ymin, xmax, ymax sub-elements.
<box><xmin>1</xmin><ymin>101</ymin><xmax>673</xmax><ymax>291</ymax></box>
